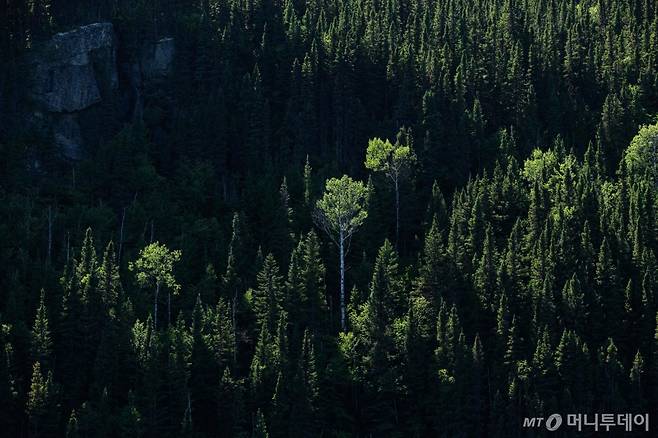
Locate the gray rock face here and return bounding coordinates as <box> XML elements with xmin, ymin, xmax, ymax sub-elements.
<box><xmin>25</xmin><ymin>22</ymin><xmax>175</xmax><ymax>160</ymax></box>
<box><xmin>28</xmin><ymin>22</ymin><xmax>118</xmax><ymax>113</ymax></box>
<box><xmin>140</xmin><ymin>37</ymin><xmax>175</xmax><ymax>79</ymax></box>
<box><xmin>53</xmin><ymin>114</ymin><xmax>83</xmax><ymax>160</ymax></box>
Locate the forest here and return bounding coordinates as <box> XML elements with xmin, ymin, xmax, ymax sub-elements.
<box><xmin>1</xmin><ymin>0</ymin><xmax>658</xmax><ymax>436</ymax></box>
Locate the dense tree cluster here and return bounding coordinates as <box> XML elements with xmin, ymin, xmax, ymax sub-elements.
<box><xmin>1</xmin><ymin>0</ymin><xmax>658</xmax><ymax>436</ymax></box>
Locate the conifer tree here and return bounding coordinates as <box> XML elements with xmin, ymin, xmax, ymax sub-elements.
<box><xmin>250</xmin><ymin>324</ymin><xmax>278</xmax><ymax>409</ymax></box>
<box><xmin>253</xmin><ymin>409</ymin><xmax>269</xmax><ymax>438</ymax></box>
<box><xmin>31</xmin><ymin>289</ymin><xmax>52</xmax><ymax>369</ymax></box>
<box><xmin>118</xmin><ymin>391</ymin><xmax>142</xmax><ymax>437</ymax></box>
<box><xmin>417</xmin><ymin>218</ymin><xmax>454</xmax><ymax>305</ymax></box>
<box><xmin>253</xmin><ymin>254</ymin><xmax>284</xmax><ymax>333</ymax></box>
<box><xmin>187</xmin><ymin>300</ymin><xmax>212</xmax><ymax>434</ymax></box>
<box><xmin>66</xmin><ymin>410</ymin><xmax>79</xmax><ymax>438</ymax></box>
<box><xmin>27</xmin><ymin>362</ymin><xmax>58</xmax><ymax>437</ymax></box>
<box><xmin>97</xmin><ymin>241</ymin><xmax>121</xmax><ymax>312</ymax></box>
<box><xmin>474</xmin><ymin>224</ymin><xmax>497</xmax><ymax>320</ymax></box>
<box><xmin>301</xmin><ymin>231</ymin><xmax>327</xmax><ymax>334</ymax></box>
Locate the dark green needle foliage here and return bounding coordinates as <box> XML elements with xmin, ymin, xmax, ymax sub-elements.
<box><xmin>1</xmin><ymin>0</ymin><xmax>658</xmax><ymax>436</ymax></box>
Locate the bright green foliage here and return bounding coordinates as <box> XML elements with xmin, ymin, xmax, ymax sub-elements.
<box><xmin>130</xmin><ymin>243</ymin><xmax>182</xmax><ymax>293</ymax></box>
<box><xmin>365</xmin><ymin>131</ymin><xmax>417</xmax><ymax>243</ymax></box>
<box><xmin>624</xmin><ymin>122</ymin><xmax>658</xmax><ymax>179</ymax></box>
<box><xmin>315</xmin><ymin>175</ymin><xmax>368</xmax><ymax>331</ymax></box>
<box><xmin>129</xmin><ymin>242</ymin><xmax>181</xmax><ymax>328</ymax></box>
<box><xmin>31</xmin><ymin>289</ymin><xmax>52</xmax><ymax>368</ymax></box>
<box><xmin>365</xmin><ymin>136</ymin><xmax>416</xmax><ymax>179</ymax></box>
<box><xmin>27</xmin><ymin>362</ymin><xmax>58</xmax><ymax>437</ymax></box>
<box><xmin>76</xmin><ymin>228</ymin><xmax>97</xmax><ymax>302</ymax></box>
<box><xmin>250</xmin><ymin>324</ymin><xmax>278</xmax><ymax>408</ymax></box>
<box><xmin>315</xmin><ymin>176</ymin><xmax>368</xmax><ymax>240</ymax></box>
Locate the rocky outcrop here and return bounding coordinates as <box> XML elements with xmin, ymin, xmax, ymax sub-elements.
<box><xmin>25</xmin><ymin>22</ymin><xmax>175</xmax><ymax>160</ymax></box>
<box><xmin>28</xmin><ymin>22</ymin><xmax>117</xmax><ymax>113</ymax></box>
<box><xmin>25</xmin><ymin>23</ymin><xmax>118</xmax><ymax>160</ymax></box>
<box><xmin>140</xmin><ymin>37</ymin><xmax>175</xmax><ymax>79</ymax></box>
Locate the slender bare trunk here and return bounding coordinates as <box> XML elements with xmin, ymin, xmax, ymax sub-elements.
<box><xmin>395</xmin><ymin>178</ymin><xmax>400</xmax><ymax>248</ymax></box>
<box><xmin>66</xmin><ymin>232</ymin><xmax>70</xmax><ymax>265</ymax></box>
<box><xmin>155</xmin><ymin>281</ymin><xmax>160</xmax><ymax>328</ymax></box>
<box><xmin>232</xmin><ymin>289</ymin><xmax>238</xmax><ymax>364</ymax></box>
<box><xmin>47</xmin><ymin>205</ymin><xmax>52</xmax><ymax>265</ymax></box>
<box><xmin>339</xmin><ymin>229</ymin><xmax>346</xmax><ymax>331</ymax></box>
<box><xmin>118</xmin><ymin>206</ymin><xmax>126</xmax><ymax>264</ymax></box>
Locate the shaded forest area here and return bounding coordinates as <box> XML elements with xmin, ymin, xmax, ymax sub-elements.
<box><xmin>1</xmin><ymin>0</ymin><xmax>658</xmax><ymax>436</ymax></box>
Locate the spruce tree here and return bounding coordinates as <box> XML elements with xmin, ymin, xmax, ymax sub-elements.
<box><xmin>31</xmin><ymin>289</ymin><xmax>52</xmax><ymax>369</ymax></box>
<box><xmin>253</xmin><ymin>254</ymin><xmax>284</xmax><ymax>333</ymax></box>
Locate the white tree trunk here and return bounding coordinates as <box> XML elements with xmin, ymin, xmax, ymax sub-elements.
<box><xmin>340</xmin><ymin>228</ymin><xmax>346</xmax><ymax>331</ymax></box>
<box><xmin>47</xmin><ymin>205</ymin><xmax>52</xmax><ymax>265</ymax></box>
<box><xmin>233</xmin><ymin>290</ymin><xmax>238</xmax><ymax>364</ymax></box>
<box><xmin>155</xmin><ymin>281</ymin><xmax>160</xmax><ymax>329</ymax></box>
<box><xmin>118</xmin><ymin>206</ymin><xmax>126</xmax><ymax>264</ymax></box>
<box><xmin>395</xmin><ymin>177</ymin><xmax>400</xmax><ymax>247</ymax></box>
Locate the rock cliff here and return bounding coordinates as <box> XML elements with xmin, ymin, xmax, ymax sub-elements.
<box><xmin>26</xmin><ymin>22</ymin><xmax>174</xmax><ymax>160</ymax></box>
<box><xmin>28</xmin><ymin>22</ymin><xmax>118</xmax><ymax>113</ymax></box>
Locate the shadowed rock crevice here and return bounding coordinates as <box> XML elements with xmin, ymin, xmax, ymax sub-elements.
<box><xmin>26</xmin><ymin>22</ymin><xmax>175</xmax><ymax>160</ymax></box>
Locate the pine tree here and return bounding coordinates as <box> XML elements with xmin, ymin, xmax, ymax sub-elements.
<box><xmin>66</xmin><ymin>410</ymin><xmax>79</xmax><ymax>438</ymax></box>
<box><xmin>561</xmin><ymin>274</ymin><xmax>586</xmax><ymax>335</ymax></box>
<box><xmin>31</xmin><ymin>289</ymin><xmax>52</xmax><ymax>369</ymax></box>
<box><xmin>301</xmin><ymin>231</ymin><xmax>327</xmax><ymax>335</ymax></box>
<box><xmin>58</xmin><ymin>245</ymin><xmax>86</xmax><ymax>407</ymax></box>
<box><xmin>253</xmin><ymin>409</ymin><xmax>269</xmax><ymax>438</ymax></box>
<box><xmin>253</xmin><ymin>254</ymin><xmax>284</xmax><ymax>333</ymax></box>
<box><xmin>474</xmin><ymin>224</ymin><xmax>497</xmax><ymax>332</ymax></box>
<box><xmin>190</xmin><ymin>296</ymin><xmax>218</xmax><ymax>436</ymax></box>
<box><xmin>369</xmin><ymin>240</ymin><xmax>404</xmax><ymax>321</ymax></box>
<box><xmin>531</xmin><ymin>327</ymin><xmax>556</xmax><ymax>401</ymax></box>
<box><xmin>629</xmin><ymin>350</ymin><xmax>645</xmax><ymax>409</ymax></box>
<box><xmin>250</xmin><ymin>324</ymin><xmax>278</xmax><ymax>409</ymax></box>
<box><xmin>0</xmin><ymin>323</ymin><xmax>18</xmax><ymax>435</ymax></box>
<box><xmin>118</xmin><ymin>391</ymin><xmax>142</xmax><ymax>437</ymax></box>
<box><xmin>218</xmin><ymin>368</ymin><xmax>246</xmax><ymax>438</ymax></box>
<box><xmin>468</xmin><ymin>334</ymin><xmax>485</xmax><ymax>437</ymax></box>
<box><xmin>596</xmin><ymin>237</ymin><xmax>622</xmax><ymax>342</ymax></box>
<box><xmin>426</xmin><ymin>181</ymin><xmax>449</xmax><ymax>232</ymax></box>
<box><xmin>599</xmin><ymin>338</ymin><xmax>626</xmax><ymax>410</ymax></box>
<box><xmin>417</xmin><ymin>218</ymin><xmax>454</xmax><ymax>305</ymax></box>
<box><xmin>504</xmin><ymin>315</ymin><xmax>522</xmax><ymax>371</ymax></box>
<box><xmin>27</xmin><ymin>362</ymin><xmax>59</xmax><ymax>437</ymax></box>
<box><xmin>97</xmin><ymin>241</ymin><xmax>121</xmax><ymax>313</ymax></box>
